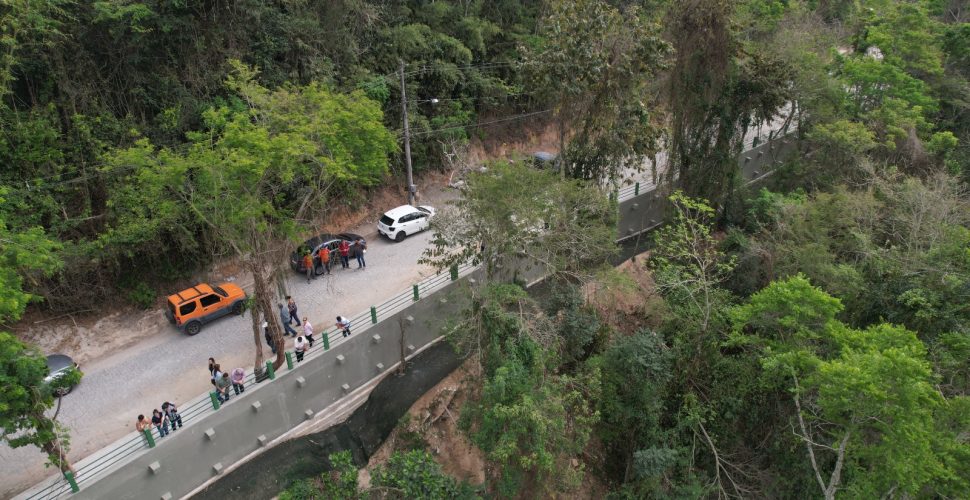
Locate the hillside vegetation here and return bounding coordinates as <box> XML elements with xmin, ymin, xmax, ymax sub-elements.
<box><xmin>1</xmin><ymin>0</ymin><xmax>969</xmax><ymax>496</ymax></box>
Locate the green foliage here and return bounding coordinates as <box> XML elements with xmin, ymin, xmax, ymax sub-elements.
<box><xmin>0</xmin><ymin>189</ymin><xmax>62</xmax><ymax>324</ymax></box>
<box><xmin>731</xmin><ymin>276</ymin><xmax>968</xmax><ymax>497</ymax></box>
<box><xmin>595</xmin><ymin>329</ymin><xmax>672</xmax><ymax>481</ymax></box>
<box><xmin>650</xmin><ymin>192</ymin><xmax>736</xmax><ymax>331</ymax></box>
<box><xmin>279</xmin><ymin>450</ymin><xmax>357</xmax><ymax>500</ymax></box>
<box><xmin>372</xmin><ymin>450</ymin><xmax>479</xmax><ymax>499</ymax></box>
<box><xmin>523</xmin><ymin>0</ymin><xmax>671</xmax><ymax>182</ymax></box>
<box><xmin>422</xmin><ymin>161</ymin><xmax>616</xmax><ymax>283</ymax></box>
<box><xmin>468</xmin><ymin>344</ymin><xmax>600</xmax><ymax>496</ymax></box>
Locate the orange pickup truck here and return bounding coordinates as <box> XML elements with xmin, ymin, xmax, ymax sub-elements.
<box><xmin>165</xmin><ymin>283</ymin><xmax>247</xmax><ymax>335</ymax></box>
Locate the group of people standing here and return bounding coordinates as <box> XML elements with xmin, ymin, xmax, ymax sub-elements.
<box><xmin>135</xmin><ymin>402</ymin><xmax>182</xmax><ymax>439</ymax></box>
<box><xmin>301</xmin><ymin>237</ymin><xmax>367</xmax><ymax>284</ymax></box>
<box><xmin>208</xmin><ymin>358</ymin><xmax>246</xmax><ymax>403</ymax></box>
<box><xmin>265</xmin><ymin>296</ymin><xmax>352</xmax><ymax>359</ymax></box>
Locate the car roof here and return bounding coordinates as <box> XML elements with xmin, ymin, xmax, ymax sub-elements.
<box><xmin>168</xmin><ymin>284</ymin><xmax>214</xmax><ymax>304</ymax></box>
<box><xmin>46</xmin><ymin>354</ymin><xmax>74</xmax><ymax>372</ymax></box>
<box><xmin>384</xmin><ymin>205</ymin><xmax>421</xmax><ymax>219</ymax></box>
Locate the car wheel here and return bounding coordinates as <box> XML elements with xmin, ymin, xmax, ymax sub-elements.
<box><xmin>395</xmin><ymin>231</ymin><xmax>406</xmax><ymax>242</ymax></box>
<box><xmin>232</xmin><ymin>302</ymin><xmax>244</xmax><ymax>315</ymax></box>
<box><xmin>185</xmin><ymin>321</ymin><xmax>202</xmax><ymax>336</ymax></box>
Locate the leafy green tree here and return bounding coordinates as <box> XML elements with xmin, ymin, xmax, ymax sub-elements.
<box><xmin>467</xmin><ymin>340</ymin><xmax>600</xmax><ymax>496</ymax></box>
<box><xmin>730</xmin><ymin>275</ymin><xmax>969</xmax><ymax>498</ymax></box>
<box><xmin>422</xmin><ymin>160</ymin><xmax>616</xmax><ymax>284</ymax></box>
<box><xmin>594</xmin><ymin>329</ymin><xmax>672</xmax><ymax>483</ymax></box>
<box><xmin>649</xmin><ymin>192</ymin><xmax>736</xmax><ymax>332</ymax></box>
<box><xmin>0</xmin><ymin>332</ymin><xmax>81</xmax><ymax>473</ymax></box>
<box><xmin>523</xmin><ymin>0</ymin><xmax>671</xmax><ymax>183</ymax></box>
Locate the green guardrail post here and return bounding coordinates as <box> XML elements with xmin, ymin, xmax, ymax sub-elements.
<box><xmin>142</xmin><ymin>427</ymin><xmax>157</xmax><ymax>448</ymax></box>
<box><xmin>413</xmin><ymin>284</ymin><xmax>420</xmax><ymax>301</ymax></box>
<box><xmin>265</xmin><ymin>360</ymin><xmax>276</xmax><ymax>380</ymax></box>
<box><xmin>634</xmin><ymin>182</ymin><xmax>640</xmax><ymax>196</ymax></box>
<box><xmin>370</xmin><ymin>306</ymin><xmax>378</xmax><ymax>324</ymax></box>
<box><xmin>209</xmin><ymin>391</ymin><xmax>221</xmax><ymax>411</ymax></box>
<box><xmin>323</xmin><ymin>332</ymin><xmax>330</xmax><ymax>351</ymax></box>
<box><xmin>450</xmin><ymin>264</ymin><xmax>458</xmax><ymax>281</ymax></box>
<box><xmin>285</xmin><ymin>351</ymin><xmax>294</xmax><ymax>370</ymax></box>
<box><xmin>63</xmin><ymin>471</ymin><xmax>79</xmax><ymax>493</ymax></box>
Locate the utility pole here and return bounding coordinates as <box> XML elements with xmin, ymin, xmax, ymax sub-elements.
<box><xmin>399</xmin><ymin>59</ymin><xmax>416</xmax><ymax>206</ymax></box>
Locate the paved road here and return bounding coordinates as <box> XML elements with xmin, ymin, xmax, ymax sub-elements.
<box><xmin>0</xmin><ymin>215</ymin><xmax>443</xmax><ymax>497</ymax></box>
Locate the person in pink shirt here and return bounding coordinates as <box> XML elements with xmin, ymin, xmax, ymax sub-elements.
<box><xmin>230</xmin><ymin>367</ymin><xmax>246</xmax><ymax>395</ymax></box>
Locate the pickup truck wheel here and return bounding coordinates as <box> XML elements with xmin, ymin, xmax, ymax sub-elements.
<box><xmin>232</xmin><ymin>302</ymin><xmax>244</xmax><ymax>315</ymax></box>
<box><xmin>185</xmin><ymin>321</ymin><xmax>202</xmax><ymax>336</ymax></box>
<box><xmin>394</xmin><ymin>231</ymin><xmax>406</xmax><ymax>242</ymax></box>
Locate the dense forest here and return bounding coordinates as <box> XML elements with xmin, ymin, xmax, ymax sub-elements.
<box><xmin>1</xmin><ymin>0</ymin><xmax>969</xmax><ymax>497</ymax></box>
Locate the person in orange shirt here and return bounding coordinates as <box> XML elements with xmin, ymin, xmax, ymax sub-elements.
<box><xmin>318</xmin><ymin>246</ymin><xmax>331</xmax><ymax>275</ymax></box>
<box><xmin>302</xmin><ymin>252</ymin><xmax>314</xmax><ymax>283</ymax></box>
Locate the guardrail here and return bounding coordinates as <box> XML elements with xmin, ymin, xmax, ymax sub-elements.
<box><xmin>22</xmin><ymin>261</ymin><xmax>480</xmax><ymax>500</ymax></box>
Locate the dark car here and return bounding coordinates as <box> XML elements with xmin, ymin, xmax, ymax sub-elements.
<box><xmin>289</xmin><ymin>232</ymin><xmax>363</xmax><ymax>274</ymax></box>
<box><xmin>45</xmin><ymin>354</ymin><xmax>81</xmax><ymax>396</ymax></box>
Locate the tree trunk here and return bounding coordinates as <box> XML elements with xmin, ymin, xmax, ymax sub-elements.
<box><xmin>249</xmin><ymin>259</ymin><xmax>286</xmax><ymax>372</ymax></box>
<box><xmin>38</xmin><ymin>426</ymin><xmax>73</xmax><ymax>474</ymax></box>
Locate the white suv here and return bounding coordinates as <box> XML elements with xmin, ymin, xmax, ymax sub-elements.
<box><xmin>378</xmin><ymin>205</ymin><xmax>436</xmax><ymax>242</ymax></box>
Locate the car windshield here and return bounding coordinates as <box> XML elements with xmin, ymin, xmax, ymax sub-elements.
<box><xmin>380</xmin><ymin>215</ymin><xmax>395</xmax><ymax>225</ymax></box>
<box><xmin>213</xmin><ymin>286</ymin><xmax>228</xmax><ymax>297</ymax></box>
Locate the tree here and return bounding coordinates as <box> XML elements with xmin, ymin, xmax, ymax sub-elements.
<box><xmin>649</xmin><ymin>192</ymin><xmax>736</xmax><ymax>332</ymax></box>
<box><xmin>730</xmin><ymin>275</ymin><xmax>968</xmax><ymax>498</ymax></box>
<box><xmin>421</xmin><ymin>160</ymin><xmax>616</xmax><ymax>284</ymax></box>
<box><xmin>666</xmin><ymin>0</ymin><xmax>791</xmax><ymax>206</ymax></box>
<box><xmin>106</xmin><ymin>62</ymin><xmax>396</xmax><ymax>373</ymax></box>
<box><xmin>0</xmin><ymin>332</ymin><xmax>81</xmax><ymax>474</ymax></box>
<box><xmin>522</xmin><ymin>0</ymin><xmax>670</xmax><ymax>183</ymax></box>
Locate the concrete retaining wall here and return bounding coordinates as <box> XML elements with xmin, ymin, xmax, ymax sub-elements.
<box><xmin>617</xmin><ymin>134</ymin><xmax>797</xmax><ymax>240</ymax></box>
<box><xmin>64</xmin><ymin>270</ymin><xmax>481</xmax><ymax>500</ymax></box>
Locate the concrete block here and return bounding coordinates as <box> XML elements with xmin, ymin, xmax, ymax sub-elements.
<box><xmin>148</xmin><ymin>461</ymin><xmax>161</xmax><ymax>474</ymax></box>
<box><xmin>757</xmin><ymin>151</ymin><xmax>764</xmax><ymax>157</ymax></box>
<box><xmin>407</xmin><ymin>344</ymin><xmax>416</xmax><ymax>353</ymax></box>
<box><xmin>251</xmin><ymin>401</ymin><xmax>261</xmax><ymax>412</ymax></box>
<box><xmin>304</xmin><ymin>409</ymin><xmax>314</xmax><ymax>420</ymax></box>
<box><xmin>212</xmin><ymin>463</ymin><xmax>223</xmax><ymax>475</ymax></box>
<box><xmin>405</xmin><ymin>315</ymin><xmax>414</xmax><ymax>325</ymax></box>
<box><xmin>745</xmin><ymin>157</ymin><xmax>751</xmax><ymax>162</ymax></box>
<box><xmin>376</xmin><ymin>363</ymin><xmax>385</xmax><ymax>371</ymax></box>
<box><xmin>296</xmin><ymin>376</ymin><xmax>306</xmax><ymax>388</ymax></box>
<box><xmin>204</xmin><ymin>428</ymin><xmax>215</xmax><ymax>440</ymax></box>
<box><xmin>161</xmin><ymin>493</ymin><xmax>172</xmax><ymax>500</ymax></box>
<box><xmin>468</xmin><ymin>278</ymin><xmax>476</xmax><ymax>286</ymax></box>
<box><xmin>257</xmin><ymin>435</ymin><xmax>268</xmax><ymax>447</ymax></box>
<box><xmin>439</xmin><ymin>297</ymin><xmax>448</xmax><ymax>305</ymax></box>
<box><xmin>371</xmin><ymin>334</ymin><xmax>382</xmax><ymax>344</ymax></box>
<box><xmin>336</xmin><ymin>354</ymin><xmax>345</xmax><ymax>365</ymax></box>
<box><xmin>341</xmin><ymin>383</ymin><xmax>350</xmax><ymax>393</ymax></box>
<box><xmin>632</xmin><ymin>203</ymin><xmax>639</xmax><ymax>211</ymax></box>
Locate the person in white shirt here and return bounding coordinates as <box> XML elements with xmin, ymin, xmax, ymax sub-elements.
<box><xmin>303</xmin><ymin>318</ymin><xmax>314</xmax><ymax>347</ymax></box>
<box><xmin>294</xmin><ymin>336</ymin><xmax>308</xmax><ymax>362</ymax></box>
<box><xmin>336</xmin><ymin>316</ymin><xmax>351</xmax><ymax>338</ymax></box>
